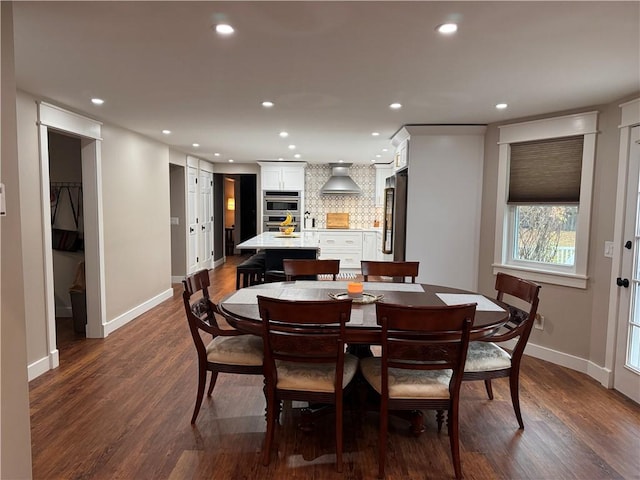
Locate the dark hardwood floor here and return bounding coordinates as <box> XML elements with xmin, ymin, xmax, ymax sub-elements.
<box><xmin>30</xmin><ymin>255</ymin><xmax>640</xmax><ymax>479</ymax></box>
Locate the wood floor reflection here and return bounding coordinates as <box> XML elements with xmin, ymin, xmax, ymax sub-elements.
<box><xmin>30</xmin><ymin>256</ymin><xmax>640</xmax><ymax>479</ymax></box>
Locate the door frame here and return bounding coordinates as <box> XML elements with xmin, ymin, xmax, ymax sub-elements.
<box><xmin>605</xmin><ymin>98</ymin><xmax>640</xmax><ymax>400</ymax></box>
<box><xmin>38</xmin><ymin>102</ymin><xmax>106</xmax><ymax>368</ymax></box>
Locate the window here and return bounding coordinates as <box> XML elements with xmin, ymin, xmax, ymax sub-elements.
<box><xmin>493</xmin><ymin>112</ymin><xmax>598</xmax><ymax>288</ymax></box>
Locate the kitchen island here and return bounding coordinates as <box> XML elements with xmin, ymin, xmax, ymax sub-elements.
<box><xmin>236</xmin><ymin>231</ymin><xmax>321</xmax><ymax>273</ymax></box>
<box><xmin>236</xmin><ymin>231</ymin><xmax>320</xmax><ymax>251</ymax></box>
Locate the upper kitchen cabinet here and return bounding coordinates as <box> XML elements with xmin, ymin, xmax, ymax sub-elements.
<box><xmin>391</xmin><ymin>128</ymin><xmax>410</xmax><ymax>172</ymax></box>
<box><xmin>374</xmin><ymin>163</ymin><xmax>394</xmax><ymax>207</ymax></box>
<box><xmin>258</xmin><ymin>161</ymin><xmax>306</xmax><ymax>191</ymax></box>
<box><xmin>396</xmin><ymin>125</ymin><xmax>487</xmax><ymax>291</ymax></box>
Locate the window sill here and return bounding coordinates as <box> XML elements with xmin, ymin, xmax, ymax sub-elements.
<box><xmin>492</xmin><ymin>264</ymin><xmax>588</xmax><ymax>289</ymax></box>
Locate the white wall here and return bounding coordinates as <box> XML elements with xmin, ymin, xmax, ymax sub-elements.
<box><xmin>405</xmin><ymin>126</ymin><xmax>486</xmax><ymax>291</ymax></box>
<box><xmin>100</xmin><ymin>124</ymin><xmax>171</xmax><ymax>322</ymax></box>
<box><xmin>16</xmin><ymin>93</ymin><xmax>48</xmax><ymax>368</ymax></box>
<box><xmin>1</xmin><ymin>2</ymin><xmax>33</xmax><ymax>477</ymax></box>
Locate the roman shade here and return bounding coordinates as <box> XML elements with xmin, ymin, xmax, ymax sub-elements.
<box><xmin>508</xmin><ymin>135</ymin><xmax>584</xmax><ymax>204</ymax></box>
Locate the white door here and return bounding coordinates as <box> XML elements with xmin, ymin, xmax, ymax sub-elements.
<box><xmin>199</xmin><ymin>169</ymin><xmax>214</xmax><ymax>269</ymax></box>
<box><xmin>615</xmin><ymin>125</ymin><xmax>640</xmax><ymax>402</ymax></box>
<box><xmin>187</xmin><ymin>165</ymin><xmax>199</xmax><ymax>273</ymax></box>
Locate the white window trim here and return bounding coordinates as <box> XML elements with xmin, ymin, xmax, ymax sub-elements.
<box><xmin>493</xmin><ymin>111</ymin><xmax>599</xmax><ymax>289</ymax></box>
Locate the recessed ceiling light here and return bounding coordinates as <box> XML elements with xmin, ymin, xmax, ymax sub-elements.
<box><xmin>294</xmin><ymin>154</ymin><xmax>301</xmax><ymax>159</ymax></box>
<box><xmin>214</xmin><ymin>152</ymin><xmax>221</xmax><ymax>157</ymax></box>
<box><xmin>91</xmin><ymin>98</ymin><xmax>104</xmax><ymax>105</ymax></box>
<box><xmin>371</xmin><ymin>132</ymin><xmax>380</xmax><ymax>137</ymax></box>
<box><xmin>262</xmin><ymin>101</ymin><xmax>274</xmax><ymax>108</ymax></box>
<box><xmin>162</xmin><ymin>129</ymin><xmax>171</xmax><ymax>135</ymax></box>
<box><xmin>371</xmin><ymin>159</ymin><xmax>376</xmax><ymax>163</ymax></box>
<box><xmin>228</xmin><ymin>159</ymin><xmax>234</xmax><ymax>163</ymax></box>
<box><xmin>382</xmin><ymin>148</ymin><xmax>388</xmax><ymax>152</ymax></box>
<box><xmin>192</xmin><ymin>143</ymin><xmax>200</xmax><ymax>147</ymax></box>
<box><xmin>288</xmin><ymin>144</ymin><xmax>296</xmax><ymax>150</ymax></box>
<box><xmin>278</xmin><ymin>157</ymin><xmax>284</xmax><ymax>161</ymax></box>
<box><xmin>215</xmin><ymin>24</ymin><xmax>234</xmax><ymax>35</ymax></box>
<box><xmin>437</xmin><ymin>23</ymin><xmax>458</xmax><ymax>34</ymax></box>
<box><xmin>338</xmin><ymin>159</ymin><xmax>344</xmax><ymax>163</ymax></box>
<box><xmin>389</xmin><ymin>103</ymin><xmax>402</xmax><ymax>109</ymax></box>
<box><xmin>376</xmin><ymin>154</ymin><xmax>381</xmax><ymax>158</ymax></box>
<box><xmin>496</xmin><ymin>103</ymin><xmax>508</xmax><ymax>110</ymax></box>
<box><xmin>279</xmin><ymin>131</ymin><xmax>289</xmax><ymax>138</ymax></box>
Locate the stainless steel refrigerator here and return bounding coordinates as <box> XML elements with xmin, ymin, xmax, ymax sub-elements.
<box><xmin>382</xmin><ymin>169</ymin><xmax>408</xmax><ymax>261</ymax></box>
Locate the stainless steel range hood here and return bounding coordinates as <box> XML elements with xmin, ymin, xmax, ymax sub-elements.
<box><xmin>320</xmin><ymin>163</ymin><xmax>362</xmax><ymax>194</ymax></box>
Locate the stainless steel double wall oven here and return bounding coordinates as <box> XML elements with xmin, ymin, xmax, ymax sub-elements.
<box><xmin>263</xmin><ymin>191</ymin><xmax>301</xmax><ymax>231</ymax></box>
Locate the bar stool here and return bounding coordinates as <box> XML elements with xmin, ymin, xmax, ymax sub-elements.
<box><xmin>236</xmin><ymin>252</ymin><xmax>266</xmax><ymax>289</ymax></box>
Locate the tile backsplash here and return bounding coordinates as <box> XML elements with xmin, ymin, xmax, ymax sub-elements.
<box><xmin>304</xmin><ymin>164</ymin><xmax>383</xmax><ymax>229</ymax></box>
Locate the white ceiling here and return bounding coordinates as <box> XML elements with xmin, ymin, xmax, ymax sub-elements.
<box><xmin>11</xmin><ymin>1</ymin><xmax>640</xmax><ymax>165</ymax></box>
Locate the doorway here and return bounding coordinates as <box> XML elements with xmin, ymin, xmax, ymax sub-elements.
<box><xmin>222</xmin><ymin>174</ymin><xmax>257</xmax><ymax>255</ymax></box>
<box><xmin>169</xmin><ymin>163</ymin><xmax>186</xmax><ymax>282</ymax></box>
<box><xmin>37</xmin><ymin>102</ymin><xmax>106</xmax><ymax>376</ymax></box>
<box><xmin>48</xmin><ymin>131</ymin><xmax>87</xmax><ymax>347</ymax></box>
<box><xmin>614</xmin><ymin>124</ymin><xmax>640</xmax><ymax>402</ymax></box>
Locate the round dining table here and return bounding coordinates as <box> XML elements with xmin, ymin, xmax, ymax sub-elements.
<box><xmin>219</xmin><ymin>280</ymin><xmax>510</xmax><ymax>344</ymax></box>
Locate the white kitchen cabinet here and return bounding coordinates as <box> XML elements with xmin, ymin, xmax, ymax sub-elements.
<box><xmin>392</xmin><ymin>129</ymin><xmax>410</xmax><ymax>172</ymax></box>
<box><xmin>362</xmin><ymin>231</ymin><xmax>378</xmax><ymax>261</ymax></box>
<box><xmin>374</xmin><ymin>163</ymin><xmax>394</xmax><ymax>207</ymax></box>
<box><xmin>187</xmin><ymin>157</ymin><xmax>215</xmax><ymax>274</ymax></box>
<box><xmin>318</xmin><ymin>231</ymin><xmax>363</xmax><ymax>269</ymax></box>
<box><xmin>258</xmin><ymin>161</ymin><xmax>306</xmax><ymax>191</ymax></box>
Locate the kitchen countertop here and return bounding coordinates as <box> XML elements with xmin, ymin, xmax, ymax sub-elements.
<box><xmin>302</xmin><ymin>227</ymin><xmax>383</xmax><ymax>233</ymax></box>
<box><xmin>236</xmin><ymin>231</ymin><xmax>321</xmax><ymax>250</ymax></box>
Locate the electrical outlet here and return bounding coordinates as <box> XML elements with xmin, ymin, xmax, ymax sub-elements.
<box><xmin>534</xmin><ymin>313</ymin><xmax>544</xmax><ymax>330</ymax></box>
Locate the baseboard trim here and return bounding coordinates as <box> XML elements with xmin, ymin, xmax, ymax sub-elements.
<box><xmin>171</xmin><ymin>275</ymin><xmax>184</xmax><ymax>284</ymax></box>
<box><xmin>28</xmin><ymin>348</ymin><xmax>59</xmax><ymax>381</ymax></box>
<box><xmin>213</xmin><ymin>258</ymin><xmax>224</xmax><ymax>269</ymax></box>
<box><xmin>103</xmin><ymin>288</ymin><xmax>173</xmax><ymax>337</ymax></box>
<box><xmin>587</xmin><ymin>361</ymin><xmax>613</xmax><ymax>388</ymax></box>
<box><xmin>501</xmin><ymin>339</ymin><xmax>613</xmax><ymax>387</ymax></box>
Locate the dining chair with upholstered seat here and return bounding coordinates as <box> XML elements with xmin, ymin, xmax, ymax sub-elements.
<box><xmin>360</xmin><ymin>260</ymin><xmax>419</xmax><ymax>283</ymax></box>
<box><xmin>463</xmin><ymin>272</ymin><xmax>541</xmax><ymax>429</ymax></box>
<box><xmin>182</xmin><ymin>269</ymin><xmax>263</xmax><ymax>424</ymax></box>
<box><xmin>257</xmin><ymin>295</ymin><xmax>357</xmax><ymax>472</ymax></box>
<box><xmin>360</xmin><ymin>301</ymin><xmax>476</xmax><ymax>479</ymax></box>
<box><xmin>282</xmin><ymin>258</ymin><xmax>341</xmax><ymax>281</ymax></box>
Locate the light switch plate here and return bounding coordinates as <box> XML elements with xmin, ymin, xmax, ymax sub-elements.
<box><xmin>604</xmin><ymin>241</ymin><xmax>614</xmax><ymax>258</ymax></box>
<box><xmin>0</xmin><ymin>183</ymin><xmax>6</xmax><ymax>216</ymax></box>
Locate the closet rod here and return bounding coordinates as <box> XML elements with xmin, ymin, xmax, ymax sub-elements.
<box><xmin>51</xmin><ymin>182</ymin><xmax>82</xmax><ymax>187</ymax></box>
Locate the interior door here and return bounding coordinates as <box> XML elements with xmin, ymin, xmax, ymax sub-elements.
<box><xmin>615</xmin><ymin>125</ymin><xmax>640</xmax><ymax>402</ymax></box>
<box><xmin>199</xmin><ymin>169</ymin><xmax>214</xmax><ymax>269</ymax></box>
<box><xmin>187</xmin><ymin>165</ymin><xmax>199</xmax><ymax>273</ymax></box>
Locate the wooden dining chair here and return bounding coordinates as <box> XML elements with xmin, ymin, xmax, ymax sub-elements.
<box><xmin>463</xmin><ymin>272</ymin><xmax>541</xmax><ymax>429</ymax></box>
<box><xmin>360</xmin><ymin>301</ymin><xmax>476</xmax><ymax>479</ymax></box>
<box><xmin>360</xmin><ymin>260</ymin><xmax>419</xmax><ymax>283</ymax></box>
<box><xmin>182</xmin><ymin>269</ymin><xmax>263</xmax><ymax>424</ymax></box>
<box><xmin>257</xmin><ymin>295</ymin><xmax>357</xmax><ymax>472</ymax></box>
<box><xmin>282</xmin><ymin>258</ymin><xmax>340</xmax><ymax>281</ymax></box>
